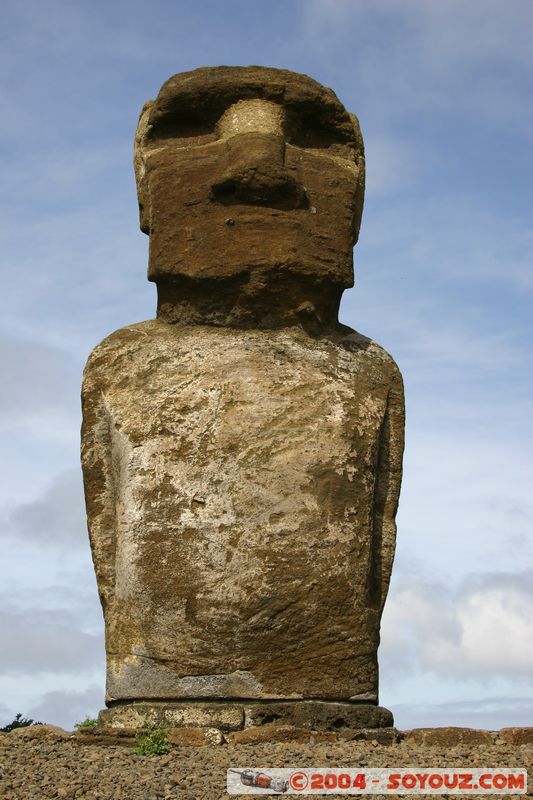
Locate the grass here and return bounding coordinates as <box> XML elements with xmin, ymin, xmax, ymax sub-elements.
<box><xmin>74</xmin><ymin>717</ymin><xmax>98</xmax><ymax>731</ymax></box>
<box><xmin>134</xmin><ymin>723</ymin><xmax>170</xmax><ymax>756</ymax></box>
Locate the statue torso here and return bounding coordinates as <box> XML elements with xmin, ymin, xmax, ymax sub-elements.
<box><xmin>83</xmin><ymin>320</ymin><xmax>399</xmax><ymax>700</ymax></box>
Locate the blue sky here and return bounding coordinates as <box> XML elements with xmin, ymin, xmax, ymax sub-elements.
<box><xmin>1</xmin><ymin>0</ymin><xmax>532</xmax><ymax>729</ymax></box>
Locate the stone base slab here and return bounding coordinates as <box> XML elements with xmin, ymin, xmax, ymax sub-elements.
<box><xmin>98</xmin><ymin>700</ymin><xmax>393</xmax><ymax>732</ymax></box>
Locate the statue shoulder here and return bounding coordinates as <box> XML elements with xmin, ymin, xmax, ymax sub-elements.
<box><xmin>368</xmin><ymin>339</ymin><xmax>403</xmax><ymax>382</ymax></box>
<box><xmin>82</xmin><ymin>319</ymin><xmax>169</xmax><ymax>386</ymax></box>
<box><xmin>337</xmin><ymin>328</ymin><xmax>403</xmax><ymax>383</ymax></box>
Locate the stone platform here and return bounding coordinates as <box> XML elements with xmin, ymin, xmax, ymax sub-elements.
<box><xmin>98</xmin><ymin>700</ymin><xmax>393</xmax><ymax>732</ymax></box>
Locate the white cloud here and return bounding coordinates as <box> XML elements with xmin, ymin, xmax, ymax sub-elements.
<box><xmin>0</xmin><ymin>684</ymin><xmax>105</xmax><ymax>731</ymax></box>
<box><xmin>447</xmin><ymin>586</ymin><xmax>533</xmax><ymax>674</ymax></box>
<box><xmin>0</xmin><ymin>337</ymin><xmax>79</xmax><ymax>423</ymax></box>
<box><xmin>3</xmin><ymin>468</ymin><xmax>87</xmax><ymax>548</ymax></box>
<box><xmin>0</xmin><ymin>701</ymin><xmax>12</xmax><ymax>725</ymax></box>
<box><xmin>381</xmin><ymin>571</ymin><xmax>533</xmax><ymax>683</ymax></box>
<box><xmin>396</xmin><ymin>423</ymin><xmax>533</xmax><ymax>581</ymax></box>
<box><xmin>27</xmin><ymin>685</ymin><xmax>104</xmax><ymax>730</ymax></box>
<box><xmin>303</xmin><ymin>0</ymin><xmax>533</xmax><ymax>127</ymax></box>
<box><xmin>0</xmin><ymin>604</ymin><xmax>103</xmax><ymax>676</ymax></box>
<box><xmin>391</xmin><ymin>695</ymin><xmax>533</xmax><ymax>730</ymax></box>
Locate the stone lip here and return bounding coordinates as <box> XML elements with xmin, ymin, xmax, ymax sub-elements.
<box><xmin>6</xmin><ymin>724</ymin><xmax>72</xmax><ymax>741</ymax></box>
<box><xmin>227</xmin><ymin>725</ymin><xmax>400</xmax><ymax>746</ymax></box>
<box><xmin>499</xmin><ymin>727</ymin><xmax>533</xmax><ymax>745</ymax></box>
<box><xmin>56</xmin><ymin>724</ymin><xmax>533</xmax><ymax>748</ymax></box>
<box><xmin>5</xmin><ymin>722</ymin><xmax>532</xmax><ymax>749</ymax></box>
<box><xmin>403</xmin><ymin>727</ymin><xmax>497</xmax><ymax>746</ymax></box>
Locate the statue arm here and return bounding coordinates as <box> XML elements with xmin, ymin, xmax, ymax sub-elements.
<box><xmin>371</xmin><ymin>368</ymin><xmax>405</xmax><ymax>611</ymax></box>
<box><xmin>81</xmin><ymin>360</ymin><xmax>116</xmax><ymax>614</ymax></box>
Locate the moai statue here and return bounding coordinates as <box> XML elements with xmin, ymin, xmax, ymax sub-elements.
<box><xmin>81</xmin><ymin>67</ymin><xmax>404</xmax><ymax>732</ymax></box>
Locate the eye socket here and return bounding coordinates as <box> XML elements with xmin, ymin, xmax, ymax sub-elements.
<box><xmin>286</xmin><ymin>108</ymin><xmax>357</xmax><ymax>155</ymax></box>
<box><xmin>147</xmin><ymin>109</ymin><xmax>218</xmax><ymax>143</ymax></box>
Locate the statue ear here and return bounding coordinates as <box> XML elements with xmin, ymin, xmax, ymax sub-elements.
<box><xmin>134</xmin><ymin>101</ymin><xmax>154</xmax><ymax>235</ymax></box>
<box><xmin>349</xmin><ymin>112</ymin><xmax>365</xmax><ymax>246</ymax></box>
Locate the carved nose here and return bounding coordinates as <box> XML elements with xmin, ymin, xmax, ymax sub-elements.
<box><xmin>211</xmin><ymin>134</ymin><xmax>308</xmax><ymax>210</ymax></box>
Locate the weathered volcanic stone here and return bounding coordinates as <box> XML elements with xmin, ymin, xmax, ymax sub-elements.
<box><xmin>98</xmin><ymin>702</ymin><xmax>244</xmax><ymax>731</ymax></box>
<box><xmin>499</xmin><ymin>727</ymin><xmax>533</xmax><ymax>745</ymax></box>
<box><xmin>83</xmin><ymin>322</ymin><xmax>403</xmax><ymax>703</ymax></box>
<box><xmin>97</xmin><ymin>700</ymin><xmax>391</xmax><ymax>732</ymax></box>
<box><xmin>404</xmin><ymin>727</ymin><xmax>496</xmax><ymax>746</ymax></box>
<box><xmin>242</xmin><ymin>701</ymin><xmax>394</xmax><ymax>730</ymax></box>
<box><xmin>227</xmin><ymin>724</ymin><xmax>337</xmax><ymax>745</ymax></box>
<box><xmin>81</xmin><ymin>66</ymin><xmax>405</xmax><ymax>723</ymax></box>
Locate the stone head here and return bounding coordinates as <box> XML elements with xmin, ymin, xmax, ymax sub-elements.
<box><xmin>134</xmin><ymin>67</ymin><xmax>365</xmax><ymax>325</ymax></box>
